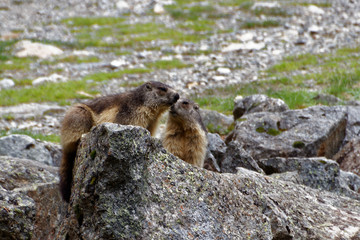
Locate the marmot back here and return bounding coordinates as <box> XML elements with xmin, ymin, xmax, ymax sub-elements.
<box><xmin>162</xmin><ymin>99</ymin><xmax>208</xmax><ymax>168</ymax></box>
<box><xmin>60</xmin><ymin>81</ymin><xmax>179</xmax><ymax>202</ymax></box>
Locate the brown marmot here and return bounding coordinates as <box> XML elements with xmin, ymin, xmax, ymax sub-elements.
<box><xmin>60</xmin><ymin>81</ymin><xmax>179</xmax><ymax>202</ymax></box>
<box><xmin>162</xmin><ymin>99</ymin><xmax>208</xmax><ymax>168</ymax></box>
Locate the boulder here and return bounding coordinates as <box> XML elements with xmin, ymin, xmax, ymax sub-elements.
<box><xmin>200</xmin><ymin>109</ymin><xmax>233</xmax><ymax>135</ymax></box>
<box><xmin>203</xmin><ymin>133</ymin><xmax>226</xmax><ymax>172</ymax></box>
<box><xmin>233</xmin><ymin>94</ymin><xmax>289</xmax><ymax>120</ymax></box>
<box><xmin>342</xmin><ymin>106</ymin><xmax>360</xmax><ymax>145</ymax></box>
<box><xmin>0</xmin><ymin>156</ymin><xmax>62</xmax><ymax>240</ymax></box>
<box><xmin>221</xmin><ymin>141</ymin><xmax>264</xmax><ymax>174</ymax></box>
<box><xmin>55</xmin><ymin>123</ymin><xmax>360</xmax><ymax>239</ymax></box>
<box><xmin>334</xmin><ymin>138</ymin><xmax>360</xmax><ymax>176</ymax></box>
<box><xmin>258</xmin><ymin>157</ymin><xmax>360</xmax><ymax>200</ymax></box>
<box><xmin>0</xmin><ymin>134</ymin><xmax>61</xmax><ymax>167</ymax></box>
<box><xmin>13</xmin><ymin>40</ymin><xmax>63</xmax><ymax>59</ymax></box>
<box><xmin>227</xmin><ymin>106</ymin><xmax>347</xmax><ymax>160</ymax></box>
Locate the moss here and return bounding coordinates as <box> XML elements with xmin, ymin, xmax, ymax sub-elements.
<box><xmin>256</xmin><ymin>127</ymin><xmax>266</xmax><ymax>133</ymax></box>
<box><xmin>267</xmin><ymin>128</ymin><xmax>281</xmax><ymax>136</ymax></box>
<box><xmin>90</xmin><ymin>150</ymin><xmax>97</xmax><ymax>160</ymax></box>
<box><xmin>293</xmin><ymin>141</ymin><xmax>305</xmax><ymax>149</ymax></box>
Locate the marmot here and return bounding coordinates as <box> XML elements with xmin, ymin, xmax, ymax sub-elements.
<box><xmin>60</xmin><ymin>81</ymin><xmax>179</xmax><ymax>202</ymax></box>
<box><xmin>162</xmin><ymin>99</ymin><xmax>208</xmax><ymax>168</ymax></box>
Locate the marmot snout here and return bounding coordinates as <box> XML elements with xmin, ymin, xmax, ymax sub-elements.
<box><xmin>163</xmin><ymin>99</ymin><xmax>208</xmax><ymax>168</ymax></box>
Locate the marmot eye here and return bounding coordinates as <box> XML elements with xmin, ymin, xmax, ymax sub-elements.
<box><xmin>158</xmin><ymin>87</ymin><xmax>167</xmax><ymax>92</ymax></box>
<box><xmin>182</xmin><ymin>101</ymin><xmax>189</xmax><ymax>105</ymax></box>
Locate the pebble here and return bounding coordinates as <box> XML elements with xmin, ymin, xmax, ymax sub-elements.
<box><xmin>308</xmin><ymin>5</ymin><xmax>325</xmax><ymax>15</ymax></box>
<box><xmin>0</xmin><ymin>78</ymin><xmax>15</xmax><ymax>90</ymax></box>
<box><xmin>217</xmin><ymin>67</ymin><xmax>231</xmax><ymax>75</ymax></box>
<box><xmin>14</xmin><ymin>40</ymin><xmax>63</xmax><ymax>59</ymax></box>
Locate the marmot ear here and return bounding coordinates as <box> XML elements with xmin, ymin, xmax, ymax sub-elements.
<box><xmin>145</xmin><ymin>82</ymin><xmax>152</xmax><ymax>91</ymax></box>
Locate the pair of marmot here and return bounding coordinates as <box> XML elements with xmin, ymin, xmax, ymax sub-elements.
<box><xmin>59</xmin><ymin>81</ymin><xmax>207</xmax><ymax>202</ymax></box>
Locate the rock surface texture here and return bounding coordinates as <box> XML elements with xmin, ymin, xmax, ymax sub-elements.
<box><xmin>55</xmin><ymin>123</ymin><xmax>360</xmax><ymax>240</ymax></box>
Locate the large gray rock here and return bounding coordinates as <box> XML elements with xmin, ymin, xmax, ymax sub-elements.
<box><xmin>200</xmin><ymin>109</ymin><xmax>233</xmax><ymax>135</ymax></box>
<box><xmin>343</xmin><ymin>106</ymin><xmax>360</xmax><ymax>144</ymax></box>
<box><xmin>0</xmin><ymin>156</ymin><xmax>62</xmax><ymax>240</ymax></box>
<box><xmin>258</xmin><ymin>157</ymin><xmax>360</xmax><ymax>200</ymax></box>
<box><xmin>55</xmin><ymin>123</ymin><xmax>360</xmax><ymax>239</ymax></box>
<box><xmin>204</xmin><ymin>133</ymin><xmax>226</xmax><ymax>172</ymax></box>
<box><xmin>0</xmin><ymin>134</ymin><xmax>61</xmax><ymax>167</ymax></box>
<box><xmin>233</xmin><ymin>94</ymin><xmax>289</xmax><ymax>120</ymax></box>
<box><xmin>221</xmin><ymin>141</ymin><xmax>264</xmax><ymax>174</ymax></box>
<box><xmin>334</xmin><ymin>138</ymin><xmax>360</xmax><ymax>176</ymax></box>
<box><xmin>227</xmin><ymin>106</ymin><xmax>347</xmax><ymax>160</ymax></box>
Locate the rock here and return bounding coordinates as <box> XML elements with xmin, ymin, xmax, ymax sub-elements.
<box><xmin>221</xmin><ymin>140</ymin><xmax>264</xmax><ymax>174</ymax></box>
<box><xmin>307</xmin><ymin>5</ymin><xmax>325</xmax><ymax>15</ymax></box>
<box><xmin>236</xmin><ymin>32</ymin><xmax>254</xmax><ymax>42</ymax></box>
<box><xmin>0</xmin><ymin>103</ymin><xmax>65</xmax><ymax>120</ymax></box>
<box><xmin>251</xmin><ymin>2</ymin><xmax>280</xmax><ymax>9</ymax></box>
<box><xmin>227</xmin><ymin>106</ymin><xmax>347</xmax><ymax>160</ymax></box>
<box><xmin>217</xmin><ymin>67</ymin><xmax>231</xmax><ymax>75</ymax></box>
<box><xmin>14</xmin><ymin>40</ymin><xmax>63</xmax><ymax>59</ymax></box>
<box><xmin>55</xmin><ymin>123</ymin><xmax>360</xmax><ymax>239</ymax></box>
<box><xmin>342</xmin><ymin>106</ymin><xmax>360</xmax><ymax>144</ymax></box>
<box><xmin>32</xmin><ymin>73</ymin><xmax>67</xmax><ymax>86</ymax></box>
<box><xmin>334</xmin><ymin>139</ymin><xmax>360</xmax><ymax>176</ymax></box>
<box><xmin>116</xmin><ymin>0</ymin><xmax>130</xmax><ymax>13</ymax></box>
<box><xmin>233</xmin><ymin>94</ymin><xmax>289</xmax><ymax>120</ymax></box>
<box><xmin>313</xmin><ymin>93</ymin><xmax>342</xmax><ymax>105</ymax></box>
<box><xmin>0</xmin><ymin>156</ymin><xmax>62</xmax><ymax>240</ymax></box>
<box><xmin>212</xmin><ymin>75</ymin><xmax>226</xmax><ymax>81</ymax></box>
<box><xmin>258</xmin><ymin>157</ymin><xmax>360</xmax><ymax>200</ymax></box>
<box><xmin>203</xmin><ymin>150</ymin><xmax>220</xmax><ymax>172</ymax></box>
<box><xmin>0</xmin><ymin>134</ymin><xmax>61</xmax><ymax>166</ymax></box>
<box><xmin>204</xmin><ymin>133</ymin><xmax>226</xmax><ymax>172</ymax></box>
<box><xmin>0</xmin><ymin>78</ymin><xmax>15</xmax><ymax>90</ymax></box>
<box><xmin>308</xmin><ymin>25</ymin><xmax>322</xmax><ymax>34</ymax></box>
<box><xmin>154</xmin><ymin>3</ymin><xmax>165</xmax><ymax>14</ymax></box>
<box><xmin>110</xmin><ymin>58</ymin><xmax>128</xmax><ymax>68</ymax></box>
<box><xmin>200</xmin><ymin>109</ymin><xmax>233</xmax><ymax>135</ymax></box>
<box><xmin>222</xmin><ymin>42</ymin><xmax>265</xmax><ymax>52</ymax></box>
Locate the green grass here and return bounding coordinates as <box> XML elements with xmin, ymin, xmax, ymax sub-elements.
<box><xmin>0</xmin><ymin>129</ymin><xmax>60</xmax><ymax>143</ymax></box>
<box><xmin>268</xmin><ymin>54</ymin><xmax>319</xmax><ymax>73</ymax></box>
<box><xmin>62</xmin><ymin>17</ymin><xmax>126</xmax><ymax>27</ymax></box>
<box><xmin>145</xmin><ymin>59</ymin><xmax>191</xmax><ymax>70</ymax></box>
<box><xmin>252</xmin><ymin>7</ymin><xmax>289</xmax><ymax>17</ymax></box>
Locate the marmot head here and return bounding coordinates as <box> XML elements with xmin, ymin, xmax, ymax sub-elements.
<box><xmin>141</xmin><ymin>81</ymin><xmax>179</xmax><ymax>109</ymax></box>
<box><xmin>169</xmin><ymin>98</ymin><xmax>207</xmax><ymax>131</ymax></box>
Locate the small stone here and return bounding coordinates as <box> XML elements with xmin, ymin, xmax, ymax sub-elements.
<box><xmin>308</xmin><ymin>5</ymin><xmax>325</xmax><ymax>15</ymax></box>
<box><xmin>308</xmin><ymin>25</ymin><xmax>321</xmax><ymax>34</ymax></box>
<box><xmin>212</xmin><ymin>76</ymin><xmax>226</xmax><ymax>81</ymax></box>
<box><xmin>110</xmin><ymin>59</ymin><xmax>128</xmax><ymax>68</ymax></box>
<box><xmin>217</xmin><ymin>67</ymin><xmax>231</xmax><ymax>75</ymax></box>
<box><xmin>32</xmin><ymin>74</ymin><xmax>67</xmax><ymax>86</ymax></box>
<box><xmin>14</xmin><ymin>40</ymin><xmax>63</xmax><ymax>59</ymax></box>
<box><xmin>236</xmin><ymin>32</ymin><xmax>254</xmax><ymax>42</ymax></box>
<box><xmin>251</xmin><ymin>2</ymin><xmax>280</xmax><ymax>9</ymax></box>
<box><xmin>0</xmin><ymin>78</ymin><xmax>15</xmax><ymax>89</ymax></box>
<box><xmin>116</xmin><ymin>1</ymin><xmax>130</xmax><ymax>13</ymax></box>
<box><xmin>154</xmin><ymin>3</ymin><xmax>165</xmax><ymax>14</ymax></box>
<box><xmin>222</xmin><ymin>42</ymin><xmax>265</xmax><ymax>52</ymax></box>
<box><xmin>295</xmin><ymin>38</ymin><xmax>307</xmax><ymax>45</ymax></box>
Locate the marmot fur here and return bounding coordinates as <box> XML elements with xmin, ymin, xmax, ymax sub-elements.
<box><xmin>60</xmin><ymin>81</ymin><xmax>179</xmax><ymax>202</ymax></box>
<box><xmin>162</xmin><ymin>99</ymin><xmax>208</xmax><ymax>168</ymax></box>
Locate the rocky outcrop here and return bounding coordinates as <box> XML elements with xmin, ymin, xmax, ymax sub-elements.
<box><xmin>55</xmin><ymin>123</ymin><xmax>360</xmax><ymax>239</ymax></box>
<box><xmin>233</xmin><ymin>94</ymin><xmax>289</xmax><ymax>120</ymax></box>
<box><xmin>200</xmin><ymin>109</ymin><xmax>233</xmax><ymax>135</ymax></box>
<box><xmin>0</xmin><ymin>156</ymin><xmax>63</xmax><ymax>240</ymax></box>
<box><xmin>227</xmin><ymin>105</ymin><xmax>347</xmax><ymax>160</ymax></box>
<box><xmin>258</xmin><ymin>157</ymin><xmax>360</xmax><ymax>200</ymax></box>
<box><xmin>0</xmin><ymin>134</ymin><xmax>61</xmax><ymax>167</ymax></box>
<box><xmin>334</xmin><ymin>139</ymin><xmax>360</xmax><ymax>176</ymax></box>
